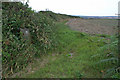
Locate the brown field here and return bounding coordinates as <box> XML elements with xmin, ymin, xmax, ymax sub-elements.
<box><xmin>66</xmin><ymin>18</ymin><xmax>118</xmax><ymax>35</ymax></box>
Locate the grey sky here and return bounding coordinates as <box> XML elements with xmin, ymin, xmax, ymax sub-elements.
<box><xmin>28</xmin><ymin>0</ymin><xmax>120</xmax><ymax>16</ymax></box>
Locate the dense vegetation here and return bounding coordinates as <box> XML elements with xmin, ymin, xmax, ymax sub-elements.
<box><xmin>2</xmin><ymin>2</ymin><xmax>80</xmax><ymax>77</ymax></box>
<box><xmin>39</xmin><ymin>11</ymin><xmax>80</xmax><ymax>21</ymax></box>
<box><xmin>14</xmin><ymin>21</ymin><xmax>119</xmax><ymax>78</ymax></box>
<box><xmin>2</xmin><ymin>2</ymin><xmax>58</xmax><ymax>77</ymax></box>
<box><xmin>2</xmin><ymin>2</ymin><xmax>120</xmax><ymax>78</ymax></box>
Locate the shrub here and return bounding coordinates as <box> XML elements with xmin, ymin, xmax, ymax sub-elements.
<box><xmin>2</xmin><ymin>2</ymin><xmax>57</xmax><ymax>77</ymax></box>
<box><xmin>92</xmin><ymin>35</ymin><xmax>119</xmax><ymax>78</ymax></box>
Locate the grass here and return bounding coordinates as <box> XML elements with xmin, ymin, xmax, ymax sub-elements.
<box><xmin>14</xmin><ymin>20</ymin><xmax>115</xmax><ymax>78</ymax></box>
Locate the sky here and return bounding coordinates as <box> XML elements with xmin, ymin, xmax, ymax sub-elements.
<box><xmin>27</xmin><ymin>0</ymin><xmax>120</xmax><ymax>16</ymax></box>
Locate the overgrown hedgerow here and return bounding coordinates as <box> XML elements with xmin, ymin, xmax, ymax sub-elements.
<box><xmin>2</xmin><ymin>2</ymin><xmax>58</xmax><ymax>77</ymax></box>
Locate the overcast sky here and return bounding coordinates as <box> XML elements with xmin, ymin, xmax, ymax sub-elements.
<box><xmin>28</xmin><ymin>0</ymin><xmax>120</xmax><ymax>16</ymax></box>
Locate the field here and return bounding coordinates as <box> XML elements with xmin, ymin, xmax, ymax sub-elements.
<box><xmin>1</xmin><ymin>2</ymin><xmax>120</xmax><ymax>79</ymax></box>
<box><xmin>11</xmin><ymin>19</ymin><xmax>119</xmax><ymax>78</ymax></box>
<box><xmin>2</xmin><ymin>2</ymin><xmax>119</xmax><ymax>78</ymax></box>
<box><xmin>66</xmin><ymin>19</ymin><xmax>118</xmax><ymax>35</ymax></box>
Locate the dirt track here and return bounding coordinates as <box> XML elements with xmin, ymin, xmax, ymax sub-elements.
<box><xmin>66</xmin><ymin>18</ymin><xmax>118</xmax><ymax>35</ymax></box>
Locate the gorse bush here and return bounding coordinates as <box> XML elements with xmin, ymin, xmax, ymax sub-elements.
<box><xmin>2</xmin><ymin>2</ymin><xmax>58</xmax><ymax>77</ymax></box>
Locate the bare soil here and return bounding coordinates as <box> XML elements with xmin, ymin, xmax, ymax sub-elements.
<box><xmin>66</xmin><ymin>18</ymin><xmax>118</xmax><ymax>35</ymax></box>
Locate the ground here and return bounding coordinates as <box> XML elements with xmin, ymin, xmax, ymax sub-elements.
<box><xmin>11</xmin><ymin>18</ymin><xmax>117</xmax><ymax>78</ymax></box>
<box><xmin>66</xmin><ymin>18</ymin><xmax>117</xmax><ymax>35</ymax></box>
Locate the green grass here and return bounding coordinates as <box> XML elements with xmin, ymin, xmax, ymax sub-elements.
<box><xmin>15</xmin><ymin>21</ymin><xmax>115</xmax><ymax>78</ymax></box>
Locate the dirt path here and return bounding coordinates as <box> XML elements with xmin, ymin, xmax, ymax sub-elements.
<box><xmin>66</xmin><ymin>18</ymin><xmax>118</xmax><ymax>35</ymax></box>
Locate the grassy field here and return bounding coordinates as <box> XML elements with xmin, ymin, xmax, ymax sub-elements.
<box><xmin>13</xmin><ymin>20</ymin><xmax>118</xmax><ymax>78</ymax></box>
<box><xmin>2</xmin><ymin>2</ymin><xmax>119</xmax><ymax>78</ymax></box>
